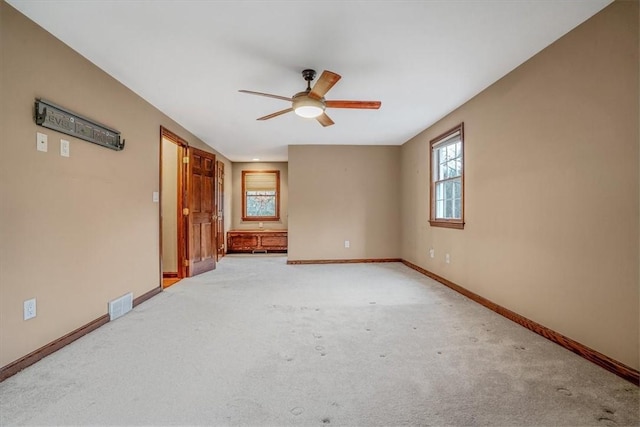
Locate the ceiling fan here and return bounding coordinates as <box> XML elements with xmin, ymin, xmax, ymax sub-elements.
<box><xmin>239</xmin><ymin>69</ymin><xmax>381</xmax><ymax>127</ymax></box>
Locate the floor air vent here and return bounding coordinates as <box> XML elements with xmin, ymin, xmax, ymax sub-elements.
<box><xmin>109</xmin><ymin>292</ymin><xmax>133</xmax><ymax>321</ymax></box>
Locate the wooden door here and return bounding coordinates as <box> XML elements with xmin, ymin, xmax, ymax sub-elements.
<box><xmin>215</xmin><ymin>160</ymin><xmax>225</xmax><ymax>260</ymax></box>
<box><xmin>187</xmin><ymin>147</ymin><xmax>216</xmax><ymax>276</ymax></box>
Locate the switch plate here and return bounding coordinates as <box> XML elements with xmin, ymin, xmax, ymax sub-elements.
<box><xmin>429</xmin><ymin>248</ymin><xmax>435</xmax><ymax>258</ymax></box>
<box><xmin>152</xmin><ymin>191</ymin><xmax>159</xmax><ymax>203</ymax></box>
<box><xmin>60</xmin><ymin>139</ymin><xmax>70</xmax><ymax>157</ymax></box>
<box><xmin>344</xmin><ymin>240</ymin><xmax>350</xmax><ymax>248</ymax></box>
<box><xmin>36</xmin><ymin>132</ymin><xmax>48</xmax><ymax>152</ymax></box>
<box><xmin>24</xmin><ymin>298</ymin><xmax>36</xmax><ymax>320</ymax></box>
<box><xmin>445</xmin><ymin>253</ymin><xmax>451</xmax><ymax>264</ymax></box>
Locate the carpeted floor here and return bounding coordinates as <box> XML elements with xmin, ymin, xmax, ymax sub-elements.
<box><xmin>1</xmin><ymin>256</ymin><xmax>638</xmax><ymax>426</ymax></box>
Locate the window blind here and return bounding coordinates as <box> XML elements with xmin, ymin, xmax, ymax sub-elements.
<box><xmin>432</xmin><ymin>131</ymin><xmax>461</xmax><ymax>150</ymax></box>
<box><xmin>245</xmin><ymin>172</ymin><xmax>277</xmax><ymax>192</ymax></box>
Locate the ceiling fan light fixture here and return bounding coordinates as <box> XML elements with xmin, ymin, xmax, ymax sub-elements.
<box><xmin>292</xmin><ymin>95</ymin><xmax>324</xmax><ymax>118</ymax></box>
<box><xmin>294</xmin><ymin>105</ymin><xmax>324</xmax><ymax>118</ymax></box>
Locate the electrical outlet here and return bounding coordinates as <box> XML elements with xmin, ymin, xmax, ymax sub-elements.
<box><xmin>429</xmin><ymin>248</ymin><xmax>435</xmax><ymax>258</ymax></box>
<box><xmin>344</xmin><ymin>240</ymin><xmax>350</xmax><ymax>248</ymax></box>
<box><xmin>445</xmin><ymin>253</ymin><xmax>451</xmax><ymax>264</ymax></box>
<box><xmin>36</xmin><ymin>132</ymin><xmax>48</xmax><ymax>152</ymax></box>
<box><xmin>24</xmin><ymin>298</ymin><xmax>36</xmax><ymax>320</ymax></box>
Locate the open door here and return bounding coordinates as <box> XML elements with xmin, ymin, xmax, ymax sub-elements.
<box><xmin>160</xmin><ymin>127</ymin><xmax>188</xmax><ymax>287</ymax></box>
<box><xmin>187</xmin><ymin>147</ymin><xmax>216</xmax><ymax>276</ymax></box>
<box><xmin>215</xmin><ymin>160</ymin><xmax>225</xmax><ymax>260</ymax></box>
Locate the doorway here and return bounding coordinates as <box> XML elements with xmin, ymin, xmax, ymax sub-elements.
<box><xmin>160</xmin><ymin>127</ymin><xmax>218</xmax><ymax>288</ymax></box>
<box><xmin>160</xmin><ymin>127</ymin><xmax>188</xmax><ymax>287</ymax></box>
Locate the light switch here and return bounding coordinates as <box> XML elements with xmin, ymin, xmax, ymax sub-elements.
<box><xmin>152</xmin><ymin>192</ymin><xmax>159</xmax><ymax>203</ymax></box>
<box><xmin>36</xmin><ymin>132</ymin><xmax>48</xmax><ymax>152</ymax></box>
<box><xmin>60</xmin><ymin>139</ymin><xmax>70</xmax><ymax>157</ymax></box>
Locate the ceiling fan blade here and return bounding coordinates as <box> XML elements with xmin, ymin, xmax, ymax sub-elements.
<box><xmin>309</xmin><ymin>70</ymin><xmax>341</xmax><ymax>99</ymax></box>
<box><xmin>325</xmin><ymin>100</ymin><xmax>381</xmax><ymax>109</ymax></box>
<box><xmin>256</xmin><ymin>108</ymin><xmax>293</xmax><ymax>121</ymax></box>
<box><xmin>239</xmin><ymin>90</ymin><xmax>292</xmax><ymax>102</ymax></box>
<box><xmin>316</xmin><ymin>112</ymin><xmax>334</xmax><ymax>127</ymax></box>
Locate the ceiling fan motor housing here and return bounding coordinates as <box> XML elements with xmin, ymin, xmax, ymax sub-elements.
<box><xmin>292</xmin><ymin>91</ymin><xmax>325</xmax><ymax>118</ymax></box>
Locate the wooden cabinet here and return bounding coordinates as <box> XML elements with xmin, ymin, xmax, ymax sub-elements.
<box><xmin>227</xmin><ymin>230</ymin><xmax>288</xmax><ymax>253</ymax></box>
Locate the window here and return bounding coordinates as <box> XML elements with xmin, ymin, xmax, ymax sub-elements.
<box><xmin>430</xmin><ymin>123</ymin><xmax>464</xmax><ymax>229</ymax></box>
<box><xmin>242</xmin><ymin>170</ymin><xmax>280</xmax><ymax>221</ymax></box>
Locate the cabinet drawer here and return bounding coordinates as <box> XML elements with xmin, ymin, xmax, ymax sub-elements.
<box><xmin>261</xmin><ymin>235</ymin><xmax>287</xmax><ymax>248</ymax></box>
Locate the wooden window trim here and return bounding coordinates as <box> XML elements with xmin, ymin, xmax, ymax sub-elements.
<box><xmin>241</xmin><ymin>170</ymin><xmax>280</xmax><ymax>222</ymax></box>
<box><xmin>429</xmin><ymin>123</ymin><xmax>465</xmax><ymax>230</ymax></box>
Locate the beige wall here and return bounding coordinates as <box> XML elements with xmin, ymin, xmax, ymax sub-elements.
<box><xmin>288</xmin><ymin>145</ymin><xmax>401</xmax><ymax>261</ymax></box>
<box><xmin>231</xmin><ymin>162</ymin><xmax>288</xmax><ymax>230</ymax></box>
<box><xmin>401</xmin><ymin>1</ymin><xmax>638</xmax><ymax>369</ymax></box>
<box><xmin>161</xmin><ymin>138</ymin><xmax>178</xmax><ymax>273</ymax></box>
<box><xmin>0</xmin><ymin>2</ymin><xmax>231</xmax><ymax>367</ymax></box>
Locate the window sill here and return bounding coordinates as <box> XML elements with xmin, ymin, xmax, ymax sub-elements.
<box><xmin>429</xmin><ymin>220</ymin><xmax>464</xmax><ymax>230</ymax></box>
<box><xmin>242</xmin><ymin>217</ymin><xmax>280</xmax><ymax>222</ymax></box>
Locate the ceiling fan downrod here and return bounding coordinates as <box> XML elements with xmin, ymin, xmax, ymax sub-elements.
<box><xmin>301</xmin><ymin>69</ymin><xmax>316</xmax><ymax>91</ymax></box>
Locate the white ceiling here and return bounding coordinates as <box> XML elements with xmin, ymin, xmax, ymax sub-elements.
<box><xmin>7</xmin><ymin>0</ymin><xmax>611</xmax><ymax>162</ymax></box>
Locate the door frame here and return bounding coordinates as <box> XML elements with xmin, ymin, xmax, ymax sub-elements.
<box><xmin>159</xmin><ymin>126</ymin><xmax>188</xmax><ymax>281</ymax></box>
<box><xmin>215</xmin><ymin>160</ymin><xmax>225</xmax><ymax>261</ymax></box>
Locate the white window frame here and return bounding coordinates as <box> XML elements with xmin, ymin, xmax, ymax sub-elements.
<box><xmin>429</xmin><ymin>123</ymin><xmax>465</xmax><ymax>229</ymax></box>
